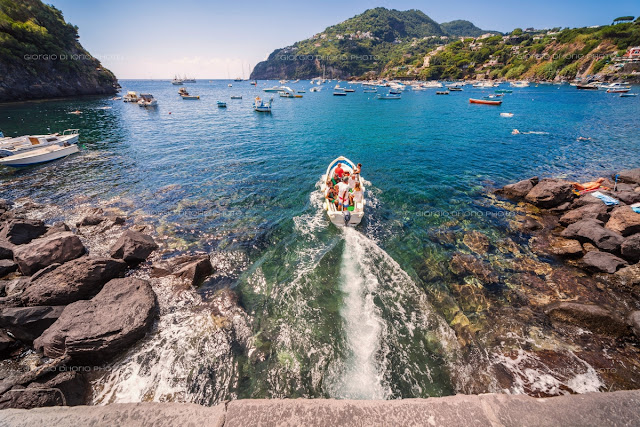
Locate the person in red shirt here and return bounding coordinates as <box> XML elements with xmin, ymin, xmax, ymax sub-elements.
<box><xmin>334</xmin><ymin>163</ymin><xmax>345</xmax><ymax>181</ymax></box>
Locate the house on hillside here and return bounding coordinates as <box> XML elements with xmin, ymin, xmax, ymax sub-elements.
<box><xmin>622</xmin><ymin>46</ymin><xmax>640</xmax><ymax>61</ymax></box>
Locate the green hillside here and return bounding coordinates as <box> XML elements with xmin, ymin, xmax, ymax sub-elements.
<box><xmin>250</xmin><ymin>8</ymin><xmax>497</xmax><ymax>79</ymax></box>
<box><xmin>0</xmin><ymin>0</ymin><xmax>118</xmax><ymax>102</ymax></box>
<box><xmin>441</xmin><ymin>20</ymin><xmax>489</xmax><ymax>38</ymax></box>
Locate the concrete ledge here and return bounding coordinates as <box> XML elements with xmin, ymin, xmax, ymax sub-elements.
<box><xmin>2</xmin><ymin>391</ymin><xmax>640</xmax><ymax>427</ymax></box>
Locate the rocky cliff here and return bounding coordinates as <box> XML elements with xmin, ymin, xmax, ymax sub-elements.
<box><xmin>0</xmin><ymin>0</ymin><xmax>118</xmax><ymax>102</ymax></box>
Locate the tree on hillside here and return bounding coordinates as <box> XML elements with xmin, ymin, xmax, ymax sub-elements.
<box><xmin>613</xmin><ymin>16</ymin><xmax>634</xmax><ymax>24</ymax></box>
<box><xmin>511</xmin><ymin>28</ymin><xmax>523</xmax><ymax>36</ymax></box>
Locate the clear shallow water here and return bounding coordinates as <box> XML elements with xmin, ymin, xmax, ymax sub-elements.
<box><xmin>1</xmin><ymin>81</ymin><xmax>639</xmax><ymax>402</ymax></box>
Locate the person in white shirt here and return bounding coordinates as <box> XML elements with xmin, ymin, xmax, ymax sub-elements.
<box><xmin>350</xmin><ymin>181</ymin><xmax>363</xmax><ymax>209</ymax></box>
<box><xmin>347</xmin><ymin>171</ymin><xmax>357</xmax><ymax>190</ymax></box>
<box><xmin>336</xmin><ymin>176</ymin><xmax>350</xmax><ymax>211</ymax></box>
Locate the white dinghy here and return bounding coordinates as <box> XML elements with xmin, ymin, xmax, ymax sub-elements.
<box><xmin>321</xmin><ymin>156</ymin><xmax>365</xmax><ymax>227</ymax></box>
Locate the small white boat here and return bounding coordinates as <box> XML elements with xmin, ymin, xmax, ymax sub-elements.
<box><xmin>123</xmin><ymin>91</ymin><xmax>139</xmax><ymax>102</ymax></box>
<box><xmin>263</xmin><ymin>86</ymin><xmax>285</xmax><ymax>93</ymax></box>
<box><xmin>377</xmin><ymin>94</ymin><xmax>401</xmax><ymax>100</ymax></box>
<box><xmin>310</xmin><ymin>87</ymin><xmax>320</xmax><ymax>92</ymax></box>
<box><xmin>333</xmin><ymin>92</ymin><xmax>347</xmax><ymax>96</ymax></box>
<box><xmin>510</xmin><ymin>81</ymin><xmax>530</xmax><ymax>88</ymax></box>
<box><xmin>138</xmin><ymin>94</ymin><xmax>157</xmax><ymax>107</ymax></box>
<box><xmin>253</xmin><ymin>96</ymin><xmax>273</xmax><ymax>112</ymax></box>
<box><xmin>0</xmin><ymin>129</ymin><xmax>79</xmax><ymax>158</ymax></box>
<box><xmin>321</xmin><ymin>156</ymin><xmax>365</xmax><ymax>227</ymax></box>
<box><xmin>500</xmin><ymin>112</ymin><xmax>514</xmax><ymax>118</ymax></box>
<box><xmin>171</xmin><ymin>76</ymin><xmax>183</xmax><ymax>85</ymax></box>
<box><xmin>0</xmin><ymin>142</ymin><xmax>79</xmax><ymax>167</ymax></box>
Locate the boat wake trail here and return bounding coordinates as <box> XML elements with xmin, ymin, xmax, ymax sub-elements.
<box><xmin>326</xmin><ymin>227</ymin><xmax>463</xmax><ymax>398</ymax></box>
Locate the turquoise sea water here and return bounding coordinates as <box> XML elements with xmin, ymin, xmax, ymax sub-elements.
<box><xmin>1</xmin><ymin>81</ymin><xmax>639</xmax><ymax>402</ymax></box>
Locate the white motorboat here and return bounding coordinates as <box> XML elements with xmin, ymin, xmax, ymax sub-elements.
<box><xmin>0</xmin><ymin>142</ymin><xmax>79</xmax><ymax>167</ymax></box>
<box><xmin>253</xmin><ymin>96</ymin><xmax>273</xmax><ymax>112</ymax></box>
<box><xmin>600</xmin><ymin>82</ymin><xmax>631</xmax><ymax>90</ymax></box>
<box><xmin>171</xmin><ymin>76</ymin><xmax>183</xmax><ymax>85</ymax></box>
<box><xmin>123</xmin><ymin>91</ymin><xmax>139</xmax><ymax>102</ymax></box>
<box><xmin>138</xmin><ymin>94</ymin><xmax>158</xmax><ymax>107</ymax></box>
<box><xmin>263</xmin><ymin>86</ymin><xmax>285</xmax><ymax>93</ymax></box>
<box><xmin>377</xmin><ymin>94</ymin><xmax>401</xmax><ymax>100</ymax></box>
<box><xmin>0</xmin><ymin>129</ymin><xmax>79</xmax><ymax>158</ymax></box>
<box><xmin>423</xmin><ymin>81</ymin><xmax>444</xmax><ymax>88</ymax></box>
<box><xmin>321</xmin><ymin>156</ymin><xmax>365</xmax><ymax>227</ymax></box>
<box><xmin>510</xmin><ymin>81</ymin><xmax>530</xmax><ymax>88</ymax></box>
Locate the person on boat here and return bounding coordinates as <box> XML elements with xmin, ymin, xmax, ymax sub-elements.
<box><xmin>353</xmin><ymin>163</ymin><xmax>362</xmax><ymax>181</ymax></box>
<box><xmin>572</xmin><ymin>177</ymin><xmax>607</xmax><ymax>192</ymax></box>
<box><xmin>336</xmin><ymin>176</ymin><xmax>350</xmax><ymax>211</ymax></box>
<box><xmin>325</xmin><ymin>183</ymin><xmax>338</xmax><ymax>207</ymax></box>
<box><xmin>334</xmin><ymin>163</ymin><xmax>345</xmax><ymax>181</ymax></box>
<box><xmin>347</xmin><ymin>171</ymin><xmax>357</xmax><ymax>190</ymax></box>
<box><xmin>350</xmin><ymin>181</ymin><xmax>363</xmax><ymax>209</ymax></box>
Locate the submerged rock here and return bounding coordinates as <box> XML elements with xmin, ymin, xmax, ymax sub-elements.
<box><xmin>13</xmin><ymin>233</ymin><xmax>86</xmax><ymax>276</ymax></box>
<box><xmin>605</xmin><ymin>207</ymin><xmax>640</xmax><ymax>237</ymax></box>
<box><xmin>524</xmin><ymin>179</ymin><xmax>574</xmax><ymax>209</ymax></box>
<box><xmin>0</xmin><ymin>306</ymin><xmax>64</xmax><ymax>342</ymax></box>
<box><xmin>560</xmin><ymin>219</ymin><xmax>624</xmax><ymax>253</ymax></box>
<box><xmin>462</xmin><ymin>231</ymin><xmax>490</xmax><ymax>254</ymax></box>
<box><xmin>548</xmin><ymin>238</ymin><xmax>583</xmax><ymax>257</ymax></box>
<box><xmin>172</xmin><ymin>255</ymin><xmax>214</xmax><ymax>287</ymax></box>
<box><xmin>499</xmin><ymin>177</ymin><xmax>538</xmax><ymax>199</ymax></box>
<box><xmin>109</xmin><ymin>230</ymin><xmax>158</xmax><ymax>265</ymax></box>
<box><xmin>0</xmin><ymin>219</ymin><xmax>47</xmax><ymax>245</ymax></box>
<box><xmin>21</xmin><ymin>257</ymin><xmax>127</xmax><ymax>306</ymax></box>
<box><xmin>449</xmin><ymin>253</ymin><xmax>498</xmax><ymax>283</ymax></box>
<box><xmin>34</xmin><ymin>278</ymin><xmax>157</xmax><ymax>363</ymax></box>
<box><xmin>544</xmin><ymin>302</ymin><xmax>629</xmax><ymax>337</ymax></box>
<box><xmin>582</xmin><ymin>251</ymin><xmax>628</xmax><ymax>274</ymax></box>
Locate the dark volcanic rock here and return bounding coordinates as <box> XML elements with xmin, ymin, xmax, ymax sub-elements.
<box><xmin>615</xmin><ymin>264</ymin><xmax>640</xmax><ymax>287</ymax></box>
<box><xmin>561</xmin><ymin>219</ymin><xmax>624</xmax><ymax>252</ymax></box>
<box><xmin>0</xmin><ymin>239</ymin><xmax>14</xmax><ymax>259</ymax></box>
<box><xmin>582</xmin><ymin>251</ymin><xmax>628</xmax><ymax>274</ymax></box>
<box><xmin>618</xmin><ymin>168</ymin><xmax>640</xmax><ymax>185</ymax></box>
<box><xmin>628</xmin><ymin>311</ymin><xmax>640</xmax><ymax>339</ymax></box>
<box><xmin>499</xmin><ymin>177</ymin><xmax>538</xmax><ymax>199</ymax></box>
<box><xmin>559</xmin><ymin>204</ymin><xmax>610</xmax><ymax>226</ymax></box>
<box><xmin>615</xmin><ymin>191</ymin><xmax>640</xmax><ymax>205</ymax></box>
<box><xmin>0</xmin><ymin>371</ymin><xmax>87</xmax><ymax>409</ymax></box>
<box><xmin>0</xmin><ymin>259</ymin><xmax>17</xmax><ymax>277</ymax></box>
<box><xmin>0</xmin><ymin>306</ymin><xmax>64</xmax><ymax>342</ymax></box>
<box><xmin>0</xmin><ymin>219</ymin><xmax>47</xmax><ymax>245</ymax></box>
<box><xmin>21</xmin><ymin>256</ymin><xmax>127</xmax><ymax>306</ymax></box>
<box><xmin>75</xmin><ymin>215</ymin><xmax>105</xmax><ymax>227</ymax></box>
<box><xmin>605</xmin><ymin>206</ymin><xmax>640</xmax><ymax>237</ymax></box>
<box><xmin>173</xmin><ymin>255</ymin><xmax>214</xmax><ymax>286</ymax></box>
<box><xmin>110</xmin><ymin>230</ymin><xmax>158</xmax><ymax>264</ymax></box>
<box><xmin>34</xmin><ymin>278</ymin><xmax>157</xmax><ymax>363</ymax></box>
<box><xmin>621</xmin><ymin>234</ymin><xmax>640</xmax><ymax>263</ymax></box>
<box><xmin>13</xmin><ymin>233</ymin><xmax>86</xmax><ymax>276</ymax></box>
<box><xmin>0</xmin><ymin>329</ymin><xmax>17</xmax><ymax>357</ymax></box>
<box><xmin>544</xmin><ymin>302</ymin><xmax>629</xmax><ymax>337</ymax></box>
<box><xmin>43</xmin><ymin>222</ymin><xmax>71</xmax><ymax>237</ymax></box>
<box><xmin>524</xmin><ymin>179</ymin><xmax>574</xmax><ymax>209</ymax></box>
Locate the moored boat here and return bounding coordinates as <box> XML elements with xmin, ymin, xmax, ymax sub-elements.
<box><xmin>469</xmin><ymin>98</ymin><xmax>502</xmax><ymax>105</ymax></box>
<box><xmin>607</xmin><ymin>88</ymin><xmax>630</xmax><ymax>93</ymax></box>
<box><xmin>0</xmin><ymin>129</ymin><xmax>79</xmax><ymax>158</ymax></box>
<box><xmin>217</xmin><ymin>101</ymin><xmax>227</xmax><ymax>108</ymax></box>
<box><xmin>377</xmin><ymin>94</ymin><xmax>401</xmax><ymax>100</ymax></box>
<box><xmin>0</xmin><ymin>142</ymin><xmax>79</xmax><ymax>167</ymax></box>
<box><xmin>253</xmin><ymin>96</ymin><xmax>272</xmax><ymax>112</ymax></box>
<box><xmin>333</xmin><ymin>91</ymin><xmax>347</xmax><ymax>96</ymax></box>
<box><xmin>436</xmin><ymin>91</ymin><xmax>450</xmax><ymax>95</ymax></box>
<box><xmin>138</xmin><ymin>94</ymin><xmax>158</xmax><ymax>107</ymax></box>
<box><xmin>230</xmin><ymin>95</ymin><xmax>242</xmax><ymax>99</ymax></box>
<box><xmin>620</xmin><ymin>93</ymin><xmax>638</xmax><ymax>97</ymax></box>
<box><xmin>123</xmin><ymin>91</ymin><xmax>139</xmax><ymax>102</ymax></box>
<box><xmin>321</xmin><ymin>156</ymin><xmax>365</xmax><ymax>227</ymax></box>
<box><xmin>576</xmin><ymin>84</ymin><xmax>598</xmax><ymax>90</ymax></box>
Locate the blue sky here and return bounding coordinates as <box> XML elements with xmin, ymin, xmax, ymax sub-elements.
<box><xmin>48</xmin><ymin>0</ymin><xmax>638</xmax><ymax>79</ymax></box>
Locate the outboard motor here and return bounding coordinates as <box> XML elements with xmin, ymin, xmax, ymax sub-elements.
<box><xmin>343</xmin><ymin>210</ymin><xmax>351</xmax><ymax>226</ymax></box>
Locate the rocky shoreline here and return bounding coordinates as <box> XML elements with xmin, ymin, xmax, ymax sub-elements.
<box><xmin>496</xmin><ymin>168</ymin><xmax>640</xmax><ymax>340</ymax></box>
<box><xmin>0</xmin><ymin>199</ymin><xmax>219</xmax><ymax>409</ymax></box>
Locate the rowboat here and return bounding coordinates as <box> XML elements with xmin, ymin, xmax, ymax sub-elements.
<box><xmin>321</xmin><ymin>156</ymin><xmax>365</xmax><ymax>227</ymax></box>
<box><xmin>0</xmin><ymin>142</ymin><xmax>79</xmax><ymax>167</ymax></box>
<box><xmin>469</xmin><ymin>98</ymin><xmax>502</xmax><ymax>105</ymax></box>
<box><xmin>217</xmin><ymin>101</ymin><xmax>227</xmax><ymax>108</ymax></box>
<box><xmin>230</xmin><ymin>95</ymin><xmax>242</xmax><ymax>99</ymax></box>
<box><xmin>333</xmin><ymin>92</ymin><xmax>347</xmax><ymax>96</ymax></box>
<box><xmin>500</xmin><ymin>113</ymin><xmax>514</xmax><ymax>118</ymax></box>
<box><xmin>343</xmin><ymin>88</ymin><xmax>355</xmax><ymax>92</ymax></box>
<box><xmin>576</xmin><ymin>84</ymin><xmax>598</xmax><ymax>90</ymax></box>
<box><xmin>377</xmin><ymin>94</ymin><xmax>401</xmax><ymax>100</ymax></box>
<box><xmin>620</xmin><ymin>93</ymin><xmax>638</xmax><ymax>97</ymax></box>
<box><xmin>607</xmin><ymin>88</ymin><xmax>630</xmax><ymax>93</ymax></box>
<box><xmin>449</xmin><ymin>87</ymin><xmax>463</xmax><ymax>91</ymax></box>
<box><xmin>436</xmin><ymin>91</ymin><xmax>449</xmax><ymax>95</ymax></box>
<box><xmin>0</xmin><ymin>129</ymin><xmax>79</xmax><ymax>158</ymax></box>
